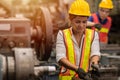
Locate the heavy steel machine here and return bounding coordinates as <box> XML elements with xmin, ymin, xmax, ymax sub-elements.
<box><xmin>0</xmin><ymin>6</ymin><xmax>58</xmax><ymax>80</ymax></box>
<box><xmin>0</xmin><ymin>0</ymin><xmax>119</xmax><ymax>80</ymax></box>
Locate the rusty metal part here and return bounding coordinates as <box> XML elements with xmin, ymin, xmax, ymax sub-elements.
<box><xmin>33</xmin><ymin>6</ymin><xmax>53</xmax><ymax>60</ymax></box>
<box><xmin>0</xmin><ymin>18</ymin><xmax>31</xmax><ymax>48</ymax></box>
<box><xmin>14</xmin><ymin>48</ymin><xmax>34</xmax><ymax>80</ymax></box>
<box><xmin>31</xmin><ymin>26</ymin><xmax>42</xmax><ymax>41</ymax></box>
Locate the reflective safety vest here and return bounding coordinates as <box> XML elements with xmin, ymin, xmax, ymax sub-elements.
<box><xmin>92</xmin><ymin>13</ymin><xmax>111</xmax><ymax>43</ymax></box>
<box><xmin>59</xmin><ymin>28</ymin><xmax>95</xmax><ymax>80</ymax></box>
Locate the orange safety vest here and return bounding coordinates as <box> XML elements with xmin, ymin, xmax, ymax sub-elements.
<box><xmin>92</xmin><ymin>13</ymin><xmax>111</xmax><ymax>43</ymax></box>
<box><xmin>59</xmin><ymin>28</ymin><xmax>95</xmax><ymax>80</ymax></box>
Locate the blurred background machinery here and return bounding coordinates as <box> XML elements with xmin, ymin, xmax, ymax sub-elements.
<box><xmin>0</xmin><ymin>0</ymin><xmax>120</xmax><ymax>80</ymax></box>
<box><xmin>0</xmin><ymin>18</ymin><xmax>59</xmax><ymax>80</ymax></box>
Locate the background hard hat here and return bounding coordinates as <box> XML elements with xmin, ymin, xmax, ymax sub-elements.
<box><xmin>69</xmin><ymin>0</ymin><xmax>91</xmax><ymax>16</ymax></box>
<box><xmin>99</xmin><ymin>0</ymin><xmax>113</xmax><ymax>9</ymax></box>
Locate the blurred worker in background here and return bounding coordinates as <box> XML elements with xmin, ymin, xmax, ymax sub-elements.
<box><xmin>87</xmin><ymin>0</ymin><xmax>114</xmax><ymax>45</ymax></box>
<box><xmin>56</xmin><ymin>0</ymin><xmax>101</xmax><ymax>80</ymax></box>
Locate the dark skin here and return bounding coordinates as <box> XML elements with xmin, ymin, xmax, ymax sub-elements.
<box><xmin>59</xmin><ymin>15</ymin><xmax>100</xmax><ymax>72</ymax></box>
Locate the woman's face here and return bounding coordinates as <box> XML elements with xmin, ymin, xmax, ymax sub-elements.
<box><xmin>98</xmin><ymin>8</ymin><xmax>111</xmax><ymax>20</ymax></box>
<box><xmin>71</xmin><ymin>16</ymin><xmax>88</xmax><ymax>33</ymax></box>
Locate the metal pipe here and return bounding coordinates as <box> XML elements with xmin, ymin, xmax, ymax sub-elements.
<box><xmin>34</xmin><ymin>66</ymin><xmax>56</xmax><ymax>76</ymax></box>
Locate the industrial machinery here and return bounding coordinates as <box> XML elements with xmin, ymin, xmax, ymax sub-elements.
<box><xmin>32</xmin><ymin>6</ymin><xmax>53</xmax><ymax>61</ymax></box>
<box><xmin>0</xmin><ymin>0</ymin><xmax>120</xmax><ymax>80</ymax></box>
<box><xmin>0</xmin><ymin>16</ymin><xmax>58</xmax><ymax>80</ymax></box>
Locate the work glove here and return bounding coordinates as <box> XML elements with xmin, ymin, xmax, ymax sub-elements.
<box><xmin>94</xmin><ymin>23</ymin><xmax>102</xmax><ymax>30</ymax></box>
<box><xmin>84</xmin><ymin>73</ymin><xmax>93</xmax><ymax>80</ymax></box>
<box><xmin>89</xmin><ymin>64</ymin><xmax>100</xmax><ymax>80</ymax></box>
<box><xmin>76</xmin><ymin>68</ymin><xmax>93</xmax><ymax>80</ymax></box>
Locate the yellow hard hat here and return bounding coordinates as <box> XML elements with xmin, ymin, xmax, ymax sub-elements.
<box><xmin>69</xmin><ymin>0</ymin><xmax>91</xmax><ymax>16</ymax></box>
<box><xmin>99</xmin><ymin>0</ymin><xmax>113</xmax><ymax>9</ymax></box>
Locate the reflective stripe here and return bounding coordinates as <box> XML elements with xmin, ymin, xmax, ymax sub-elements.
<box><xmin>59</xmin><ymin>76</ymin><xmax>73</xmax><ymax>80</ymax></box>
<box><xmin>80</xmin><ymin>29</ymin><xmax>94</xmax><ymax>72</ymax></box>
<box><xmin>62</xmin><ymin>29</ymin><xmax>76</xmax><ymax>75</ymax></box>
<box><xmin>59</xmin><ymin>76</ymin><xmax>81</xmax><ymax>80</ymax></box>
<box><xmin>59</xmin><ymin>29</ymin><xmax>76</xmax><ymax>80</ymax></box>
<box><xmin>92</xmin><ymin>13</ymin><xmax>111</xmax><ymax>43</ymax></box>
<box><xmin>59</xmin><ymin>28</ymin><xmax>94</xmax><ymax>80</ymax></box>
<box><xmin>100</xmin><ymin>27</ymin><xmax>109</xmax><ymax>33</ymax></box>
<box><xmin>63</xmin><ymin>29</ymin><xmax>75</xmax><ymax>66</ymax></box>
